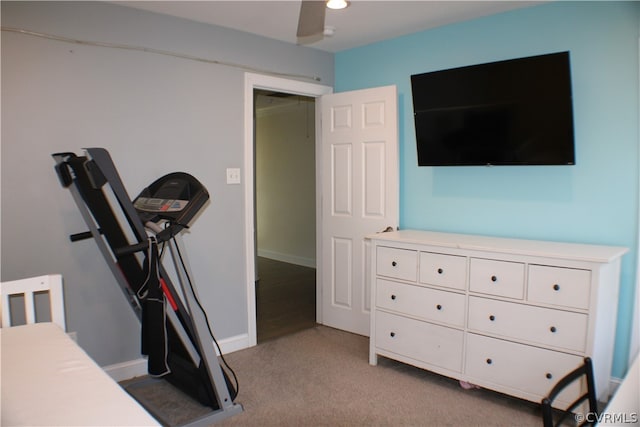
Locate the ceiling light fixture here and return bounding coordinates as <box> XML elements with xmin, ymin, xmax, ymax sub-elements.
<box><xmin>326</xmin><ymin>0</ymin><xmax>348</xmax><ymax>10</ymax></box>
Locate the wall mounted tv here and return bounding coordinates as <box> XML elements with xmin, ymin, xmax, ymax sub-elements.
<box><xmin>411</xmin><ymin>51</ymin><xmax>575</xmax><ymax>166</ymax></box>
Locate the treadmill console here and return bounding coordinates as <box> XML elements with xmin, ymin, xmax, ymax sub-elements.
<box><xmin>134</xmin><ymin>198</ymin><xmax>189</xmax><ymax>213</ymax></box>
<box><xmin>133</xmin><ymin>172</ymin><xmax>209</xmax><ymax>225</ymax></box>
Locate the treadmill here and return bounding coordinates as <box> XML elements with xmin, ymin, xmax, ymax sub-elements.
<box><xmin>52</xmin><ymin>148</ymin><xmax>243</xmax><ymax>426</ymax></box>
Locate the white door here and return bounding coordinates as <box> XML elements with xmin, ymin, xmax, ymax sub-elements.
<box><xmin>319</xmin><ymin>85</ymin><xmax>399</xmax><ymax>336</ymax></box>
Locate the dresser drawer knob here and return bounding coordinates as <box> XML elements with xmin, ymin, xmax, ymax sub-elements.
<box><xmin>550</xmin><ymin>326</ymin><xmax>557</xmax><ymax>333</ymax></box>
<box><xmin>546</xmin><ymin>373</ymin><xmax>553</xmax><ymax>380</ymax></box>
<box><xmin>390</xmin><ymin>332</ymin><xmax>396</xmax><ymax>338</ymax></box>
<box><xmin>491</xmin><ymin>275</ymin><xmax>498</xmax><ymax>282</ymax></box>
<box><xmin>437</xmin><ymin>268</ymin><xmax>443</xmax><ymax>274</ymax></box>
<box><xmin>553</xmin><ymin>284</ymin><xmax>560</xmax><ymax>291</ymax></box>
<box><xmin>391</xmin><ymin>294</ymin><xmax>396</xmax><ymax>300</ymax></box>
<box><xmin>486</xmin><ymin>358</ymin><xmax>493</xmax><ymax>365</ymax></box>
<box><xmin>392</xmin><ymin>261</ymin><xmax>397</xmax><ymax>267</ymax></box>
<box><xmin>489</xmin><ymin>315</ymin><xmax>495</xmax><ymax>321</ymax></box>
<box><xmin>436</xmin><ymin>304</ymin><xmax>442</xmax><ymax>310</ymax></box>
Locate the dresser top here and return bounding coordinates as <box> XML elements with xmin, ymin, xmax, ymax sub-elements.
<box><xmin>369</xmin><ymin>229</ymin><xmax>628</xmax><ymax>264</ymax></box>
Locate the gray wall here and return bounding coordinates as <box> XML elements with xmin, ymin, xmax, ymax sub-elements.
<box><xmin>1</xmin><ymin>1</ymin><xmax>333</xmax><ymax>366</ymax></box>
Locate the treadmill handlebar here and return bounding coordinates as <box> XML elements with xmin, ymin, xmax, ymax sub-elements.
<box><xmin>114</xmin><ymin>241</ymin><xmax>150</xmax><ymax>258</ymax></box>
<box><xmin>69</xmin><ymin>230</ymin><xmax>100</xmax><ymax>242</ymax></box>
<box><xmin>113</xmin><ymin>223</ymin><xmax>185</xmax><ymax>258</ymax></box>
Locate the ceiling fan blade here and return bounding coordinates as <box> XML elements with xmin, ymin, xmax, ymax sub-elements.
<box><xmin>297</xmin><ymin>1</ymin><xmax>326</xmax><ymax>38</ymax></box>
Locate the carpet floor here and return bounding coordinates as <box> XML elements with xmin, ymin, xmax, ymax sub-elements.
<box><xmin>125</xmin><ymin>325</ymin><xmax>543</xmax><ymax>426</ymax></box>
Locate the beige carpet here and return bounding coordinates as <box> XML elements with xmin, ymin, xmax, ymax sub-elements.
<box><xmin>127</xmin><ymin>325</ymin><xmax>542</xmax><ymax>426</ymax></box>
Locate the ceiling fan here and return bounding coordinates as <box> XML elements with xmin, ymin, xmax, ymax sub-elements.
<box><xmin>296</xmin><ymin>0</ymin><xmax>348</xmax><ymax>43</ymax></box>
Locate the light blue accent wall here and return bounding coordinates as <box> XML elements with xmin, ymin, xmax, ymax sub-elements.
<box><xmin>336</xmin><ymin>1</ymin><xmax>639</xmax><ymax>378</ymax></box>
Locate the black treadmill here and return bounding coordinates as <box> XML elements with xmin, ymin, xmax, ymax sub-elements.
<box><xmin>53</xmin><ymin>148</ymin><xmax>243</xmax><ymax>426</ymax></box>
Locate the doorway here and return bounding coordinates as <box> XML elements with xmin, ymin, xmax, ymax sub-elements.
<box><xmin>254</xmin><ymin>89</ymin><xmax>316</xmax><ymax>342</ymax></box>
<box><xmin>243</xmin><ymin>73</ymin><xmax>332</xmax><ymax>348</ymax></box>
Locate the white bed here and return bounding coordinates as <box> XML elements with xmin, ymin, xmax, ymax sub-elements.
<box><xmin>600</xmin><ymin>354</ymin><xmax>640</xmax><ymax>425</ymax></box>
<box><xmin>1</xmin><ymin>322</ymin><xmax>160</xmax><ymax>427</ymax></box>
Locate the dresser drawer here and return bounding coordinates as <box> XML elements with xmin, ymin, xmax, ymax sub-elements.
<box><xmin>468</xmin><ymin>297</ymin><xmax>588</xmax><ymax>352</ymax></box>
<box><xmin>377</xmin><ymin>247</ymin><xmax>418</xmax><ymax>282</ymax></box>
<box><xmin>419</xmin><ymin>252</ymin><xmax>467</xmax><ymax>290</ymax></box>
<box><xmin>375</xmin><ymin>310</ymin><xmax>463</xmax><ymax>372</ymax></box>
<box><xmin>376</xmin><ymin>279</ymin><xmax>465</xmax><ymax>327</ymax></box>
<box><xmin>470</xmin><ymin>258</ymin><xmax>525</xmax><ymax>299</ymax></box>
<box><xmin>528</xmin><ymin>265</ymin><xmax>591</xmax><ymax>310</ymax></box>
<box><xmin>465</xmin><ymin>334</ymin><xmax>583</xmax><ymax>406</ymax></box>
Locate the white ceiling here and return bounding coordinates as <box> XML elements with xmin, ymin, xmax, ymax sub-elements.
<box><xmin>113</xmin><ymin>1</ymin><xmax>543</xmax><ymax>53</ymax></box>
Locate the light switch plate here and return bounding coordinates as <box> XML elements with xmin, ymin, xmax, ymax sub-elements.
<box><xmin>226</xmin><ymin>168</ymin><xmax>241</xmax><ymax>184</ymax></box>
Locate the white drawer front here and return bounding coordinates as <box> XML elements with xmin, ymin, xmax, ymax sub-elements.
<box><xmin>465</xmin><ymin>334</ymin><xmax>583</xmax><ymax>405</ymax></box>
<box><xmin>419</xmin><ymin>252</ymin><xmax>467</xmax><ymax>290</ymax></box>
<box><xmin>470</xmin><ymin>258</ymin><xmax>525</xmax><ymax>299</ymax></box>
<box><xmin>528</xmin><ymin>265</ymin><xmax>591</xmax><ymax>310</ymax></box>
<box><xmin>377</xmin><ymin>247</ymin><xmax>418</xmax><ymax>282</ymax></box>
<box><xmin>468</xmin><ymin>297</ymin><xmax>588</xmax><ymax>352</ymax></box>
<box><xmin>376</xmin><ymin>279</ymin><xmax>465</xmax><ymax>327</ymax></box>
<box><xmin>375</xmin><ymin>310</ymin><xmax>463</xmax><ymax>372</ymax></box>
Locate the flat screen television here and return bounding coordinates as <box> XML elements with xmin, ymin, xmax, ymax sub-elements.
<box><xmin>411</xmin><ymin>52</ymin><xmax>575</xmax><ymax>166</ymax></box>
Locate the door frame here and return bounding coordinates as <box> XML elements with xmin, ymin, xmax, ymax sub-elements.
<box><xmin>243</xmin><ymin>73</ymin><xmax>332</xmax><ymax>346</ymax></box>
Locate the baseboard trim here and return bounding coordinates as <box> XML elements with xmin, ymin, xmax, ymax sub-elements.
<box><xmin>257</xmin><ymin>249</ymin><xmax>315</xmax><ymax>268</ymax></box>
<box><xmin>609</xmin><ymin>376</ymin><xmax>622</xmax><ymax>400</ymax></box>
<box><xmin>103</xmin><ymin>333</ymin><xmax>252</xmax><ymax>382</ymax></box>
<box><xmin>218</xmin><ymin>332</ymin><xmax>251</xmax><ymax>355</ymax></box>
<box><xmin>104</xmin><ymin>358</ymin><xmax>148</xmax><ymax>382</ymax></box>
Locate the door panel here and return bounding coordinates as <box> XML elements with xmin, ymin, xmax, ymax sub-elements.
<box><xmin>320</xmin><ymin>85</ymin><xmax>399</xmax><ymax>336</ymax></box>
<box><xmin>332</xmin><ymin>143</ymin><xmax>352</xmax><ymax>215</ymax></box>
<box><xmin>332</xmin><ymin>237</ymin><xmax>353</xmax><ymax>308</ymax></box>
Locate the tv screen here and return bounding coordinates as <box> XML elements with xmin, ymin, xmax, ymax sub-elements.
<box><xmin>411</xmin><ymin>52</ymin><xmax>575</xmax><ymax>166</ymax></box>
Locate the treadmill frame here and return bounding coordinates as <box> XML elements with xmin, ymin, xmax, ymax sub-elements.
<box><xmin>52</xmin><ymin>148</ymin><xmax>243</xmax><ymax>426</ymax></box>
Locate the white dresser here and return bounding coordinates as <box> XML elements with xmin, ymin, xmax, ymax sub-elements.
<box><xmin>369</xmin><ymin>230</ymin><xmax>627</xmax><ymax>406</ymax></box>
